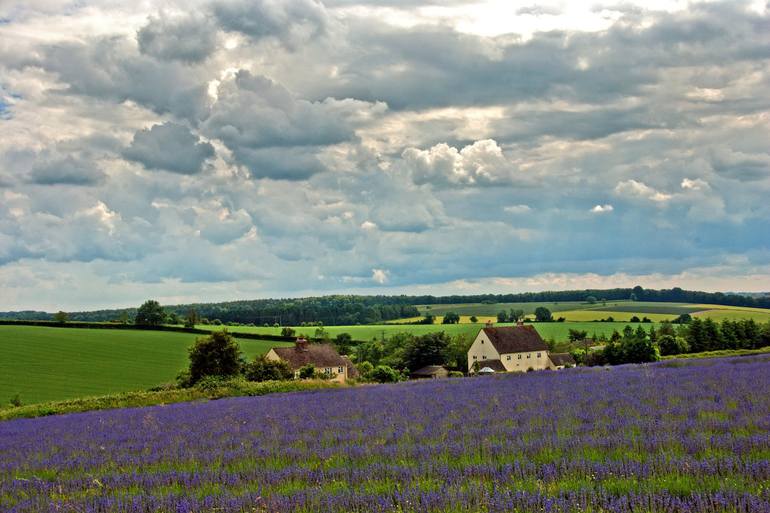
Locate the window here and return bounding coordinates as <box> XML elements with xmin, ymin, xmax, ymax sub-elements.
<box><xmin>482</xmin><ymin>355</ymin><xmax>487</xmax><ymax>360</ymax></box>
<box><xmin>506</xmin><ymin>355</ymin><xmax>511</xmax><ymax>361</ymax></box>
<box><xmin>518</xmin><ymin>354</ymin><xmax>522</xmax><ymax>360</ymax></box>
<box><xmin>473</xmin><ymin>355</ymin><xmax>477</xmax><ymax>360</ymax></box>
<box><xmin>481</xmin><ymin>340</ymin><xmax>484</xmax><ymax>344</ymax></box>
<box><xmin>324</xmin><ymin>367</ymin><xmax>332</xmax><ymax>374</ymax></box>
<box><xmin>527</xmin><ymin>354</ymin><xmax>531</xmax><ymax>359</ymax></box>
<box><xmin>537</xmin><ymin>353</ymin><xmax>541</xmax><ymax>358</ymax></box>
<box><xmin>338</xmin><ymin>367</ymin><xmax>344</xmax><ymax>373</ymax></box>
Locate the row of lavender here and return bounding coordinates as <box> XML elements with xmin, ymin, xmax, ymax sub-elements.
<box><xmin>2</xmin><ymin>356</ymin><xmax>769</xmax><ymax>512</ymax></box>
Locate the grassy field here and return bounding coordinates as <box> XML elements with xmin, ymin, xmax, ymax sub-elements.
<box><xmin>203</xmin><ymin>321</ymin><xmax>663</xmax><ymax>343</ymax></box>
<box><xmin>0</xmin><ymin>326</ymin><xmax>289</xmax><ymax>405</ymax></box>
<box><xmin>410</xmin><ymin>301</ymin><xmax>770</xmax><ymax>324</ymax></box>
<box><xmin>554</xmin><ymin>310</ymin><xmax>676</xmax><ymax>322</ymax></box>
<box><xmin>416</xmin><ymin>301</ymin><xmax>592</xmax><ymax>316</ymax></box>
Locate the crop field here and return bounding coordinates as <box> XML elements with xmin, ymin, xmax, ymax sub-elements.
<box><xmin>416</xmin><ymin>301</ymin><xmax>592</xmax><ymax>316</ymax></box>
<box><xmin>202</xmin><ymin>321</ymin><xmax>662</xmax><ymax>343</ymax></box>
<box><xmin>413</xmin><ymin>301</ymin><xmax>770</xmax><ymax>323</ymax></box>
<box><xmin>0</xmin><ymin>326</ymin><xmax>289</xmax><ymax>405</ymax></box>
<box><xmin>2</xmin><ymin>356</ymin><xmax>769</xmax><ymax>512</ymax></box>
<box><xmin>554</xmin><ymin>310</ymin><xmax>676</xmax><ymax>322</ymax></box>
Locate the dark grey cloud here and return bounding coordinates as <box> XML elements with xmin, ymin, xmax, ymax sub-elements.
<box><xmin>711</xmin><ymin>148</ymin><xmax>770</xmax><ymax>182</ymax></box>
<box><xmin>202</xmin><ymin>70</ymin><xmax>383</xmax><ymax>179</ymax></box>
<box><xmin>137</xmin><ymin>14</ymin><xmax>218</xmax><ymax>63</ymax></box>
<box><xmin>41</xmin><ymin>38</ymin><xmax>210</xmax><ymax>120</ymax></box>
<box><xmin>123</xmin><ymin>122</ymin><xmax>215</xmax><ymax>174</ymax></box>
<box><xmin>307</xmin><ymin>3</ymin><xmax>769</xmax><ymax>114</ymax></box>
<box><xmin>28</xmin><ymin>155</ymin><xmax>105</xmax><ymax>186</ymax></box>
<box><xmin>213</xmin><ymin>0</ymin><xmax>328</xmax><ymax>47</ymax></box>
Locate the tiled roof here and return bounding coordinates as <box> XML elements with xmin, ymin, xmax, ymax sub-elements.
<box><xmin>272</xmin><ymin>344</ymin><xmax>348</xmax><ymax>370</ymax></box>
<box><xmin>549</xmin><ymin>353</ymin><xmax>576</xmax><ymax>367</ymax></box>
<box><xmin>411</xmin><ymin>365</ymin><xmax>449</xmax><ymax>376</ymax></box>
<box><xmin>482</xmin><ymin>325</ymin><xmax>548</xmax><ymax>354</ymax></box>
<box><xmin>477</xmin><ymin>359</ymin><xmax>507</xmax><ymax>372</ymax></box>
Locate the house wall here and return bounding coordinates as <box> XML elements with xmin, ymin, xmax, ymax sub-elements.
<box><xmin>467</xmin><ymin>331</ymin><xmax>554</xmax><ymax>373</ymax></box>
<box><xmin>500</xmin><ymin>350</ymin><xmax>553</xmax><ymax>372</ymax></box>
<box><xmin>467</xmin><ymin>330</ymin><xmax>500</xmax><ymax>371</ymax></box>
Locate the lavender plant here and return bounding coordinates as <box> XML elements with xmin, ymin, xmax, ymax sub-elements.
<box><xmin>1</xmin><ymin>356</ymin><xmax>769</xmax><ymax>512</ymax></box>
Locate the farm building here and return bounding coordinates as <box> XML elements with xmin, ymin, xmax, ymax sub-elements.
<box><xmin>410</xmin><ymin>365</ymin><xmax>450</xmax><ymax>379</ymax></box>
<box><xmin>549</xmin><ymin>352</ymin><xmax>576</xmax><ymax>369</ymax></box>
<box><xmin>266</xmin><ymin>338</ymin><xmax>353</xmax><ymax>383</ymax></box>
<box><xmin>467</xmin><ymin>323</ymin><xmax>554</xmax><ymax>373</ymax></box>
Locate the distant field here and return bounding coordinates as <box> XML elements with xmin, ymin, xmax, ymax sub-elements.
<box><xmin>409</xmin><ymin>301</ymin><xmax>770</xmax><ymax>324</ymax></box>
<box><xmin>205</xmin><ymin>321</ymin><xmax>662</xmax><ymax>343</ymax></box>
<box><xmin>586</xmin><ymin>302</ymin><xmax>702</xmax><ymax>315</ymax></box>
<box><xmin>692</xmin><ymin>309</ymin><xmax>770</xmax><ymax>323</ymax></box>
<box><xmin>0</xmin><ymin>326</ymin><xmax>288</xmax><ymax>405</ymax></box>
<box><xmin>416</xmin><ymin>301</ymin><xmax>591</xmax><ymax>316</ymax></box>
<box><xmin>554</xmin><ymin>310</ymin><xmax>676</xmax><ymax>322</ymax></box>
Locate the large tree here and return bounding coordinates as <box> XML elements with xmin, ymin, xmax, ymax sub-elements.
<box><xmin>187</xmin><ymin>331</ymin><xmax>243</xmax><ymax>384</ymax></box>
<box><xmin>401</xmin><ymin>332</ymin><xmax>450</xmax><ymax>372</ymax></box>
<box><xmin>534</xmin><ymin>307</ymin><xmax>553</xmax><ymax>322</ymax></box>
<box><xmin>135</xmin><ymin>300</ymin><xmax>166</xmax><ymax>326</ymax></box>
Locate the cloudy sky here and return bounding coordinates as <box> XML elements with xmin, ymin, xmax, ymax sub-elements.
<box><xmin>1</xmin><ymin>0</ymin><xmax>769</xmax><ymax>310</ymax></box>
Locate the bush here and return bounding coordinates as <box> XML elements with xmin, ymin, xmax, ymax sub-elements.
<box><xmin>186</xmin><ymin>331</ymin><xmax>243</xmax><ymax>385</ymax></box>
<box><xmin>448</xmin><ymin>371</ymin><xmax>464</xmax><ymax>378</ymax></box>
<box><xmin>281</xmin><ymin>327</ymin><xmax>296</xmax><ymax>338</ymax></box>
<box><xmin>10</xmin><ymin>394</ymin><xmax>22</xmax><ymax>407</ymax></box>
<box><xmin>245</xmin><ymin>355</ymin><xmax>294</xmax><ymax>382</ymax></box>
<box><xmin>357</xmin><ymin>361</ymin><xmax>374</xmax><ymax>376</ymax></box>
<box><xmin>298</xmin><ymin>364</ymin><xmax>316</xmax><ymax>379</ymax></box>
<box><xmin>368</xmin><ymin>365</ymin><xmax>402</xmax><ymax>383</ymax></box>
<box><xmin>469</xmin><ymin>316</ymin><xmax>478</xmax><ymax>323</ymax></box>
<box><xmin>658</xmin><ymin>335</ymin><xmax>689</xmax><ymax>356</ymax></box>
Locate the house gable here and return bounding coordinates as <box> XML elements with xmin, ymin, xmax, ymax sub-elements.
<box><xmin>467</xmin><ymin>329</ymin><xmax>501</xmax><ymax>371</ymax></box>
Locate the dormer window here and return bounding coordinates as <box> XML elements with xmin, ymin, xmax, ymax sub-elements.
<box><xmin>506</xmin><ymin>355</ymin><xmax>511</xmax><ymax>361</ymax></box>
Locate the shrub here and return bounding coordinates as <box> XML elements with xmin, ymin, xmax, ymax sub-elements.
<box><xmin>448</xmin><ymin>371</ymin><xmax>464</xmax><ymax>378</ymax></box>
<box><xmin>356</xmin><ymin>361</ymin><xmax>374</xmax><ymax>376</ymax></box>
<box><xmin>281</xmin><ymin>327</ymin><xmax>296</xmax><ymax>338</ymax></box>
<box><xmin>10</xmin><ymin>394</ymin><xmax>22</xmax><ymax>407</ymax></box>
<box><xmin>469</xmin><ymin>316</ymin><xmax>478</xmax><ymax>323</ymax></box>
<box><xmin>658</xmin><ymin>335</ymin><xmax>689</xmax><ymax>356</ymax></box>
<box><xmin>186</xmin><ymin>331</ymin><xmax>243</xmax><ymax>385</ymax></box>
<box><xmin>298</xmin><ymin>364</ymin><xmax>316</xmax><ymax>379</ymax></box>
<box><xmin>368</xmin><ymin>365</ymin><xmax>401</xmax><ymax>383</ymax></box>
<box><xmin>245</xmin><ymin>355</ymin><xmax>294</xmax><ymax>382</ymax></box>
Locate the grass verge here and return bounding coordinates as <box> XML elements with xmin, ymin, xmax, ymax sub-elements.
<box><xmin>0</xmin><ymin>379</ymin><xmax>343</xmax><ymax>422</ymax></box>
<box><xmin>662</xmin><ymin>346</ymin><xmax>770</xmax><ymax>360</ymax></box>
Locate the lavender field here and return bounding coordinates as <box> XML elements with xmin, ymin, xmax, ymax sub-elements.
<box><xmin>2</xmin><ymin>357</ymin><xmax>770</xmax><ymax>513</ymax></box>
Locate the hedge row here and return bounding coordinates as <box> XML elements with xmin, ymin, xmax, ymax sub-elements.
<box><xmin>0</xmin><ymin>320</ymin><xmax>308</xmax><ymax>343</ymax></box>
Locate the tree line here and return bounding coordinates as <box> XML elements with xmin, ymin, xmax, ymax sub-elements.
<box><xmin>3</xmin><ymin>286</ymin><xmax>768</xmax><ymax>325</ymax></box>
<box><xmin>576</xmin><ymin>317</ymin><xmax>770</xmax><ymax>366</ymax></box>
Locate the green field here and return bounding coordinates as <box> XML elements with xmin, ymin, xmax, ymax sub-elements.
<box><xmin>0</xmin><ymin>326</ymin><xmax>289</xmax><ymax>405</ymax></box>
<box><xmin>201</xmin><ymin>321</ymin><xmax>662</xmax><ymax>344</ymax></box>
<box><xmin>413</xmin><ymin>301</ymin><xmax>770</xmax><ymax>324</ymax></box>
<box><xmin>416</xmin><ymin>301</ymin><xmax>592</xmax><ymax>316</ymax></box>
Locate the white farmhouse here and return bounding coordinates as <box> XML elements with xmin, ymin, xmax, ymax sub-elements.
<box><xmin>467</xmin><ymin>323</ymin><xmax>554</xmax><ymax>373</ymax></box>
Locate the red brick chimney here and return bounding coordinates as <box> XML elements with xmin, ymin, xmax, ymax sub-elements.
<box><xmin>485</xmin><ymin>320</ymin><xmax>494</xmax><ymax>328</ymax></box>
<box><xmin>295</xmin><ymin>337</ymin><xmax>309</xmax><ymax>351</ymax></box>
